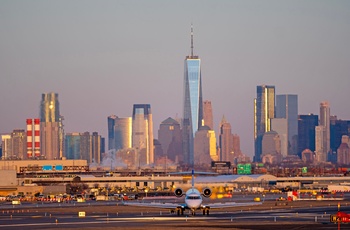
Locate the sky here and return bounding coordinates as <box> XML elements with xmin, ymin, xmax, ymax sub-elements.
<box><xmin>1</xmin><ymin>0</ymin><xmax>350</xmax><ymax>159</ymax></box>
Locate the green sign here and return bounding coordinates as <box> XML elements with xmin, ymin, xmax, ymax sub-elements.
<box><xmin>302</xmin><ymin>167</ymin><xmax>307</xmax><ymax>173</ymax></box>
<box><xmin>237</xmin><ymin>164</ymin><xmax>251</xmax><ymax>175</ymax></box>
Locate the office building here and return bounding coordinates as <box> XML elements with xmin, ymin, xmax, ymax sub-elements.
<box><xmin>203</xmin><ymin>100</ymin><xmax>213</xmax><ymax>130</ymax></box>
<box><xmin>40</xmin><ymin>93</ymin><xmax>63</xmax><ymax>160</ymax></box>
<box><xmin>275</xmin><ymin>94</ymin><xmax>298</xmax><ymax>155</ymax></box>
<box><xmin>11</xmin><ymin>129</ymin><xmax>26</xmax><ymax>159</ymax></box>
<box><xmin>194</xmin><ymin>126</ymin><xmax>217</xmax><ymax>165</ymax></box>
<box><xmin>219</xmin><ymin>116</ymin><xmax>233</xmax><ymax>162</ymax></box>
<box><xmin>271</xmin><ymin>118</ymin><xmax>288</xmax><ymax>157</ymax></box>
<box><xmin>132</xmin><ymin>104</ymin><xmax>154</xmax><ymax>165</ymax></box>
<box><xmin>158</xmin><ymin>117</ymin><xmax>182</xmax><ymax>163</ymax></box>
<box><xmin>114</xmin><ymin>117</ymin><xmax>132</xmax><ymax>151</ymax></box>
<box><xmin>337</xmin><ymin>135</ymin><xmax>350</xmax><ymax>165</ymax></box>
<box><xmin>330</xmin><ymin>116</ymin><xmax>350</xmax><ymax>152</ymax></box>
<box><xmin>65</xmin><ymin>132</ymin><xmax>102</xmax><ymax>164</ymax></box>
<box><xmin>298</xmin><ymin>114</ymin><xmax>318</xmax><ymax>157</ymax></box>
<box><xmin>182</xmin><ymin>25</ymin><xmax>203</xmax><ymax>166</ymax></box>
<box><xmin>254</xmin><ymin>85</ymin><xmax>275</xmax><ymax>162</ymax></box>
<box><xmin>314</xmin><ymin>101</ymin><xmax>331</xmax><ymax>162</ymax></box>
<box><xmin>107</xmin><ymin>115</ymin><xmax>117</xmax><ymax>151</ymax></box>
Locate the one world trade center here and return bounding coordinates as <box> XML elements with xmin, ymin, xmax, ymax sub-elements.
<box><xmin>182</xmin><ymin>25</ymin><xmax>203</xmax><ymax>166</ymax></box>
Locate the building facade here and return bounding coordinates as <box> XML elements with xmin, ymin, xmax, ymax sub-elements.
<box><xmin>182</xmin><ymin>26</ymin><xmax>203</xmax><ymax>166</ymax></box>
<box><xmin>158</xmin><ymin>117</ymin><xmax>182</xmax><ymax>163</ymax></box>
<box><xmin>132</xmin><ymin>104</ymin><xmax>154</xmax><ymax>166</ymax></box>
<box><xmin>219</xmin><ymin>116</ymin><xmax>233</xmax><ymax>162</ymax></box>
<box><xmin>203</xmin><ymin>100</ymin><xmax>213</xmax><ymax>130</ymax></box>
<box><xmin>275</xmin><ymin>94</ymin><xmax>298</xmax><ymax>155</ymax></box>
<box><xmin>254</xmin><ymin>85</ymin><xmax>275</xmax><ymax>162</ymax></box>
<box><xmin>40</xmin><ymin>93</ymin><xmax>63</xmax><ymax>160</ymax></box>
<box><xmin>298</xmin><ymin>114</ymin><xmax>318</xmax><ymax>158</ymax></box>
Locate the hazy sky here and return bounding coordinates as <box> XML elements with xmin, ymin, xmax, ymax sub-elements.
<box><xmin>1</xmin><ymin>0</ymin><xmax>349</xmax><ymax>158</ymax></box>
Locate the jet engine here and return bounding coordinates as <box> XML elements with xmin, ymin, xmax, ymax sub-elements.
<box><xmin>174</xmin><ymin>188</ymin><xmax>183</xmax><ymax>197</ymax></box>
<box><xmin>202</xmin><ymin>188</ymin><xmax>212</xmax><ymax>198</ymax></box>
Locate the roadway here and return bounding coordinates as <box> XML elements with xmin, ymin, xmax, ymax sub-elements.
<box><xmin>0</xmin><ymin>194</ymin><xmax>349</xmax><ymax>229</ymax></box>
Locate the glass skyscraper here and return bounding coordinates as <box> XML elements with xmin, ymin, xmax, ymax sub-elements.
<box><xmin>254</xmin><ymin>85</ymin><xmax>275</xmax><ymax>162</ymax></box>
<box><xmin>275</xmin><ymin>94</ymin><xmax>298</xmax><ymax>155</ymax></box>
<box><xmin>182</xmin><ymin>25</ymin><xmax>203</xmax><ymax>166</ymax></box>
<box><xmin>40</xmin><ymin>92</ymin><xmax>63</xmax><ymax>160</ymax></box>
<box><xmin>132</xmin><ymin>104</ymin><xmax>154</xmax><ymax>165</ymax></box>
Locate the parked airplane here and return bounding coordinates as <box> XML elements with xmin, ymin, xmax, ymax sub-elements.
<box><xmin>123</xmin><ymin>170</ymin><xmax>263</xmax><ymax>216</ymax></box>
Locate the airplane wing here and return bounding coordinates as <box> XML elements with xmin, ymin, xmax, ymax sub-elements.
<box><xmin>202</xmin><ymin>201</ymin><xmax>262</xmax><ymax>209</ymax></box>
<box><xmin>123</xmin><ymin>201</ymin><xmax>185</xmax><ymax>209</ymax></box>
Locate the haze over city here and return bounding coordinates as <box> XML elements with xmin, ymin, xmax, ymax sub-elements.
<box><xmin>1</xmin><ymin>0</ymin><xmax>349</xmax><ymax>159</ymax></box>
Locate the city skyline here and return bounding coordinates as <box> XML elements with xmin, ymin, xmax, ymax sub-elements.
<box><xmin>1</xmin><ymin>1</ymin><xmax>350</xmax><ymax>159</ymax></box>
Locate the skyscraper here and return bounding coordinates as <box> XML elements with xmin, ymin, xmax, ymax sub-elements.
<box><xmin>219</xmin><ymin>116</ymin><xmax>233</xmax><ymax>162</ymax></box>
<box><xmin>114</xmin><ymin>117</ymin><xmax>132</xmax><ymax>151</ymax></box>
<box><xmin>298</xmin><ymin>114</ymin><xmax>318</xmax><ymax>157</ymax></box>
<box><xmin>275</xmin><ymin>94</ymin><xmax>298</xmax><ymax>155</ymax></box>
<box><xmin>182</xmin><ymin>25</ymin><xmax>203</xmax><ymax>166</ymax></box>
<box><xmin>254</xmin><ymin>85</ymin><xmax>275</xmax><ymax>162</ymax></box>
<box><xmin>158</xmin><ymin>117</ymin><xmax>182</xmax><ymax>163</ymax></box>
<box><xmin>107</xmin><ymin>115</ymin><xmax>117</xmax><ymax>151</ymax></box>
<box><xmin>203</xmin><ymin>100</ymin><xmax>213</xmax><ymax>130</ymax></box>
<box><xmin>318</xmin><ymin>101</ymin><xmax>331</xmax><ymax>161</ymax></box>
<box><xmin>65</xmin><ymin>132</ymin><xmax>102</xmax><ymax>164</ymax></box>
<box><xmin>40</xmin><ymin>93</ymin><xmax>63</xmax><ymax>160</ymax></box>
<box><xmin>132</xmin><ymin>104</ymin><xmax>154</xmax><ymax>165</ymax></box>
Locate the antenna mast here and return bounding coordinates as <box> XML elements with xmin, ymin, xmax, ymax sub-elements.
<box><xmin>191</xmin><ymin>24</ymin><xmax>194</xmax><ymax>57</ymax></box>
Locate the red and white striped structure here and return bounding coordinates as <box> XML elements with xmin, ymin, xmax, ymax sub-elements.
<box><xmin>26</xmin><ymin>119</ymin><xmax>40</xmax><ymax>158</ymax></box>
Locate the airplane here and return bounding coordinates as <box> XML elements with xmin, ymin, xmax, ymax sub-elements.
<box><xmin>123</xmin><ymin>170</ymin><xmax>263</xmax><ymax>216</ymax></box>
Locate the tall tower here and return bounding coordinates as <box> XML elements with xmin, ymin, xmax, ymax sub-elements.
<box><xmin>114</xmin><ymin>117</ymin><xmax>132</xmax><ymax>151</ymax></box>
<box><xmin>203</xmin><ymin>100</ymin><xmax>214</xmax><ymax>130</ymax></box>
<box><xmin>107</xmin><ymin>115</ymin><xmax>117</xmax><ymax>151</ymax></box>
<box><xmin>40</xmin><ymin>92</ymin><xmax>62</xmax><ymax>160</ymax></box>
<box><xmin>317</xmin><ymin>101</ymin><xmax>331</xmax><ymax>162</ymax></box>
<box><xmin>275</xmin><ymin>94</ymin><xmax>298</xmax><ymax>155</ymax></box>
<box><xmin>298</xmin><ymin>114</ymin><xmax>318</xmax><ymax>157</ymax></box>
<box><xmin>26</xmin><ymin>118</ymin><xmax>40</xmax><ymax>158</ymax></box>
<box><xmin>254</xmin><ymin>85</ymin><xmax>275</xmax><ymax>162</ymax></box>
<box><xmin>158</xmin><ymin>117</ymin><xmax>182</xmax><ymax>163</ymax></box>
<box><xmin>182</xmin><ymin>25</ymin><xmax>203</xmax><ymax>166</ymax></box>
<box><xmin>132</xmin><ymin>104</ymin><xmax>154</xmax><ymax>165</ymax></box>
<box><xmin>219</xmin><ymin>116</ymin><xmax>233</xmax><ymax>162</ymax></box>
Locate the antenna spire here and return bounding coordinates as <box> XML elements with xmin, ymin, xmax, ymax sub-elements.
<box><xmin>191</xmin><ymin>24</ymin><xmax>194</xmax><ymax>57</ymax></box>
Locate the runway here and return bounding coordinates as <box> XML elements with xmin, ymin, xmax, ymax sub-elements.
<box><xmin>0</xmin><ymin>196</ymin><xmax>349</xmax><ymax>229</ymax></box>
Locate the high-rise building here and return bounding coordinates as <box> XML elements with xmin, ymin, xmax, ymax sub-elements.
<box><xmin>317</xmin><ymin>101</ymin><xmax>331</xmax><ymax>162</ymax></box>
<box><xmin>65</xmin><ymin>131</ymin><xmax>101</xmax><ymax>164</ymax></box>
<box><xmin>114</xmin><ymin>117</ymin><xmax>132</xmax><ymax>151</ymax></box>
<box><xmin>158</xmin><ymin>117</ymin><xmax>182</xmax><ymax>163</ymax></box>
<box><xmin>194</xmin><ymin>126</ymin><xmax>217</xmax><ymax>165</ymax></box>
<box><xmin>182</xmin><ymin>25</ymin><xmax>203</xmax><ymax>166</ymax></box>
<box><xmin>26</xmin><ymin>118</ymin><xmax>40</xmax><ymax>158</ymax></box>
<box><xmin>40</xmin><ymin>93</ymin><xmax>63</xmax><ymax>160</ymax></box>
<box><xmin>107</xmin><ymin>115</ymin><xmax>118</xmax><ymax>151</ymax></box>
<box><xmin>219</xmin><ymin>116</ymin><xmax>233</xmax><ymax>162</ymax></box>
<box><xmin>254</xmin><ymin>85</ymin><xmax>275</xmax><ymax>162</ymax></box>
<box><xmin>271</xmin><ymin>118</ymin><xmax>288</xmax><ymax>157</ymax></box>
<box><xmin>1</xmin><ymin>134</ymin><xmax>11</xmax><ymax>159</ymax></box>
<box><xmin>298</xmin><ymin>114</ymin><xmax>318</xmax><ymax>157</ymax></box>
<box><xmin>11</xmin><ymin>129</ymin><xmax>26</xmax><ymax>159</ymax></box>
<box><xmin>132</xmin><ymin>104</ymin><xmax>154</xmax><ymax>165</ymax></box>
<box><xmin>203</xmin><ymin>100</ymin><xmax>213</xmax><ymax>130</ymax></box>
<box><xmin>330</xmin><ymin>116</ymin><xmax>350</xmax><ymax>153</ymax></box>
<box><xmin>91</xmin><ymin>132</ymin><xmax>102</xmax><ymax>164</ymax></box>
<box><xmin>275</xmin><ymin>94</ymin><xmax>298</xmax><ymax>155</ymax></box>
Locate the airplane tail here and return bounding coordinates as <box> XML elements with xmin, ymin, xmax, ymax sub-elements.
<box><xmin>191</xmin><ymin>169</ymin><xmax>195</xmax><ymax>191</ymax></box>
